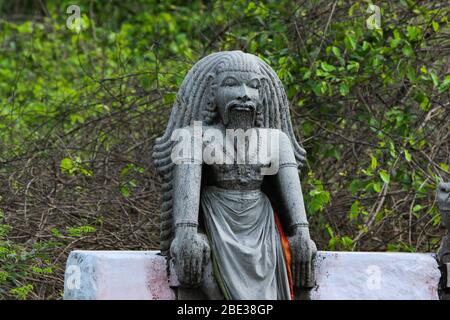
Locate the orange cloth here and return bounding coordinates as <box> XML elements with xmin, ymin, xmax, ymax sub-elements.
<box><xmin>274</xmin><ymin>212</ymin><xmax>295</xmax><ymax>300</ymax></box>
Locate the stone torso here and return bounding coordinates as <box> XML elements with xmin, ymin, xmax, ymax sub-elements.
<box><xmin>201</xmin><ymin>125</ymin><xmax>272</xmax><ymax>190</ymax></box>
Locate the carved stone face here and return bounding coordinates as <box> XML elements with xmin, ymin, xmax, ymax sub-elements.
<box><xmin>214</xmin><ymin>71</ymin><xmax>262</xmax><ymax>129</ymax></box>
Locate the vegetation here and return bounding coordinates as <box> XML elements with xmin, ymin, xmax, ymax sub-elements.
<box><xmin>0</xmin><ymin>0</ymin><xmax>449</xmax><ymax>299</ymax></box>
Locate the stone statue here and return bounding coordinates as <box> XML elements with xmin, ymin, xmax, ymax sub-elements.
<box><xmin>438</xmin><ymin>180</ymin><xmax>450</xmax><ymax>264</ymax></box>
<box><xmin>437</xmin><ymin>157</ymin><xmax>450</xmax><ymax>300</ymax></box>
<box><xmin>153</xmin><ymin>51</ymin><xmax>316</xmax><ymax>300</ymax></box>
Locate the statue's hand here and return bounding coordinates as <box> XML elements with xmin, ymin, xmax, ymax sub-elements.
<box><xmin>437</xmin><ymin>182</ymin><xmax>450</xmax><ymax>228</ymax></box>
<box><xmin>288</xmin><ymin>227</ymin><xmax>317</xmax><ymax>288</ymax></box>
<box><xmin>170</xmin><ymin>226</ymin><xmax>210</xmax><ymax>287</ymax></box>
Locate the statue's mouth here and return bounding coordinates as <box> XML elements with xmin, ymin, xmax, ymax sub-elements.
<box><xmin>227</xmin><ymin>102</ymin><xmax>256</xmax><ymax>113</ymax></box>
<box><xmin>223</xmin><ymin>100</ymin><xmax>257</xmax><ymax>128</ymax></box>
<box><xmin>225</xmin><ymin>102</ymin><xmax>256</xmax><ymax>129</ymax></box>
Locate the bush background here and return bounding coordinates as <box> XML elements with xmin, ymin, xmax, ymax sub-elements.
<box><xmin>0</xmin><ymin>0</ymin><xmax>449</xmax><ymax>299</ymax></box>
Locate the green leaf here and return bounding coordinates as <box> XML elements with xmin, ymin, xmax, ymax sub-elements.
<box><xmin>339</xmin><ymin>83</ymin><xmax>349</xmax><ymax>96</ymax></box>
<box><xmin>320</xmin><ymin>61</ymin><xmax>336</xmax><ymax>72</ymax></box>
<box><xmin>417</xmin><ymin>93</ymin><xmax>430</xmax><ymax>111</ymax></box>
<box><xmin>420</xmin><ymin>65</ymin><xmax>427</xmax><ymax>74</ymax></box>
<box><xmin>432</xmin><ymin>21</ymin><xmax>439</xmax><ymax>32</ymax></box>
<box><xmin>370</xmin><ymin>154</ymin><xmax>378</xmax><ymax>170</ymax></box>
<box><xmin>349</xmin><ymin>179</ymin><xmax>363</xmax><ymax>194</ymax></box>
<box><xmin>403</xmin><ymin>149</ymin><xmax>412</xmax><ymax>162</ymax></box>
<box><xmin>0</xmin><ymin>271</ymin><xmax>8</xmax><ymax>284</ymax></box>
<box><xmin>67</xmin><ymin>225</ymin><xmax>96</xmax><ymax>237</ymax></box>
<box><xmin>430</xmin><ymin>72</ymin><xmax>439</xmax><ymax>87</ymax></box>
<box><xmin>407</xmin><ymin>25</ymin><xmax>419</xmax><ymax>41</ymax></box>
<box><xmin>311</xmin><ymin>81</ymin><xmax>327</xmax><ymax>96</ymax></box>
<box><xmin>10</xmin><ymin>284</ymin><xmax>33</xmax><ymax>300</ymax></box>
<box><xmin>316</xmin><ymin>68</ymin><xmax>329</xmax><ymax>77</ymax></box>
<box><xmin>402</xmin><ymin>45</ymin><xmax>414</xmax><ymax>57</ymax></box>
<box><xmin>379</xmin><ymin>170</ymin><xmax>390</xmax><ymax>184</ymax></box>
<box><xmin>344</xmin><ymin>33</ymin><xmax>357</xmax><ymax>51</ymax></box>
<box><xmin>406</xmin><ymin>65</ymin><xmax>416</xmax><ymax>82</ymax></box>
<box><xmin>50</xmin><ymin>228</ymin><xmax>62</xmax><ymax>238</ymax></box>
<box><xmin>348</xmin><ymin>3</ymin><xmax>359</xmax><ymax>17</ymax></box>
<box><xmin>246</xmin><ymin>1</ymin><xmax>256</xmax><ymax>12</ymax></box>
<box><xmin>325</xmin><ymin>224</ymin><xmax>335</xmax><ymax>238</ymax></box>
<box><xmin>332</xmin><ymin>46</ymin><xmax>342</xmax><ymax>58</ymax></box>
<box><xmin>120</xmin><ymin>185</ymin><xmax>130</xmax><ymax>197</ymax></box>
<box><xmin>341</xmin><ymin>236</ymin><xmax>353</xmax><ymax>249</ymax></box>
<box><xmin>346</xmin><ymin>61</ymin><xmax>360</xmax><ymax>72</ymax></box>
<box><xmin>373</xmin><ymin>182</ymin><xmax>382</xmax><ymax>193</ymax></box>
<box><xmin>60</xmin><ymin>158</ymin><xmax>74</xmax><ymax>175</ymax></box>
<box><xmin>362</xmin><ymin>41</ymin><xmax>371</xmax><ymax>51</ymax></box>
<box><xmin>349</xmin><ymin>200</ymin><xmax>361</xmax><ymax>220</ymax></box>
<box><xmin>303</xmin><ymin>70</ymin><xmax>311</xmax><ymax>80</ymax></box>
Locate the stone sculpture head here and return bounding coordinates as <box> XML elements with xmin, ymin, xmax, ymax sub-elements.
<box><xmin>153</xmin><ymin>50</ymin><xmax>306</xmax><ymax>256</ymax></box>
<box><xmin>210</xmin><ymin>55</ymin><xmax>263</xmax><ymax>129</ymax></box>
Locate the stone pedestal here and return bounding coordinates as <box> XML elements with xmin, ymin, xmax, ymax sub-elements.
<box><xmin>64</xmin><ymin>250</ymin><xmax>441</xmax><ymax>300</ymax></box>
<box><xmin>64</xmin><ymin>250</ymin><xmax>175</xmax><ymax>300</ymax></box>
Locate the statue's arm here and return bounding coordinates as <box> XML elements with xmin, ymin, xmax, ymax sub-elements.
<box><xmin>273</xmin><ymin>131</ymin><xmax>309</xmax><ymax>232</ymax></box>
<box><xmin>273</xmin><ymin>131</ymin><xmax>316</xmax><ymax>288</ymax></box>
<box><xmin>170</xmin><ymin>130</ymin><xmax>210</xmax><ymax>287</ymax></box>
<box><xmin>170</xmin><ymin>126</ymin><xmax>203</xmax><ymax>227</ymax></box>
<box><xmin>172</xmin><ymin>162</ymin><xmax>202</xmax><ymax>226</ymax></box>
<box><xmin>437</xmin><ymin>181</ymin><xmax>450</xmax><ymax>263</ymax></box>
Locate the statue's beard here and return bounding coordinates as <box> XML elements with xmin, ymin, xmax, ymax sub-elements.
<box><xmin>224</xmin><ymin>100</ymin><xmax>256</xmax><ymax>129</ymax></box>
<box><xmin>227</xmin><ymin>109</ymin><xmax>255</xmax><ymax>129</ymax></box>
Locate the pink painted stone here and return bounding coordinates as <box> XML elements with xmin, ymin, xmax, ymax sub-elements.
<box><xmin>64</xmin><ymin>251</ymin><xmax>175</xmax><ymax>300</ymax></box>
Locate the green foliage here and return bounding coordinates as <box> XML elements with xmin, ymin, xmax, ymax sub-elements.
<box><xmin>66</xmin><ymin>225</ymin><xmax>96</xmax><ymax>237</ymax></box>
<box><xmin>119</xmin><ymin>164</ymin><xmax>145</xmax><ymax>198</ymax></box>
<box><xmin>10</xmin><ymin>284</ymin><xmax>33</xmax><ymax>300</ymax></box>
<box><xmin>60</xmin><ymin>157</ymin><xmax>93</xmax><ymax>177</ymax></box>
<box><xmin>306</xmin><ymin>173</ymin><xmax>331</xmax><ymax>214</ymax></box>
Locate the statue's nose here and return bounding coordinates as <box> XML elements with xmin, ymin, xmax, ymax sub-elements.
<box><xmin>237</xmin><ymin>85</ymin><xmax>251</xmax><ymax>102</ymax></box>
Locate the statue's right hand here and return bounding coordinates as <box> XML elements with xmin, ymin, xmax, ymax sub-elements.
<box><xmin>170</xmin><ymin>227</ymin><xmax>210</xmax><ymax>287</ymax></box>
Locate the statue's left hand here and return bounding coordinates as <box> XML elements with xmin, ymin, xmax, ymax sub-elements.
<box><xmin>288</xmin><ymin>227</ymin><xmax>317</xmax><ymax>288</ymax></box>
<box><xmin>170</xmin><ymin>227</ymin><xmax>210</xmax><ymax>287</ymax></box>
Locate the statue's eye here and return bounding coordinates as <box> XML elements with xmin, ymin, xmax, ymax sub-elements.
<box><xmin>248</xmin><ymin>78</ymin><xmax>261</xmax><ymax>89</ymax></box>
<box><xmin>221</xmin><ymin>77</ymin><xmax>239</xmax><ymax>87</ymax></box>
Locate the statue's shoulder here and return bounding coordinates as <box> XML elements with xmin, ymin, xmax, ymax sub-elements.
<box><xmin>256</xmin><ymin>128</ymin><xmax>291</xmax><ymax>146</ymax></box>
<box><xmin>260</xmin><ymin>129</ymin><xmax>296</xmax><ymax>164</ymax></box>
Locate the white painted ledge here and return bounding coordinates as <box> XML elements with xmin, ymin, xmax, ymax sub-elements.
<box><xmin>64</xmin><ymin>250</ymin><xmax>175</xmax><ymax>300</ymax></box>
<box><xmin>63</xmin><ymin>250</ymin><xmax>441</xmax><ymax>300</ymax></box>
<box><xmin>308</xmin><ymin>251</ymin><xmax>440</xmax><ymax>300</ymax></box>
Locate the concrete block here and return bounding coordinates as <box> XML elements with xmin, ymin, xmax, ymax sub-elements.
<box><xmin>306</xmin><ymin>251</ymin><xmax>440</xmax><ymax>300</ymax></box>
<box><xmin>64</xmin><ymin>250</ymin><xmax>175</xmax><ymax>300</ymax></box>
<box><xmin>63</xmin><ymin>250</ymin><xmax>441</xmax><ymax>300</ymax></box>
